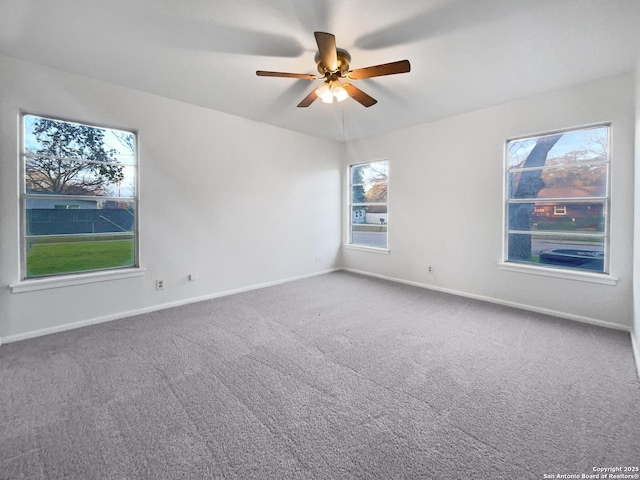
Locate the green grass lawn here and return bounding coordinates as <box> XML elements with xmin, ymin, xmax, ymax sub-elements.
<box><xmin>352</xmin><ymin>224</ymin><xmax>388</xmax><ymax>232</ymax></box>
<box><xmin>27</xmin><ymin>239</ymin><xmax>135</xmax><ymax>277</ymax></box>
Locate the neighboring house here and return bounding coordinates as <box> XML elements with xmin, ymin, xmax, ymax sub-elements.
<box><xmin>352</xmin><ymin>207</ymin><xmax>366</xmax><ymax>224</ymax></box>
<box><xmin>352</xmin><ymin>206</ymin><xmax>387</xmax><ymax>225</ymax></box>
<box><xmin>25</xmin><ymin>197</ymin><xmax>99</xmax><ymax>210</ymax></box>
<box><xmin>532</xmin><ymin>186</ymin><xmax>604</xmax><ymax>231</ymax></box>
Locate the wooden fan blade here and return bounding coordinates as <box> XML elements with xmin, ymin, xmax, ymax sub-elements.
<box><xmin>343</xmin><ymin>84</ymin><xmax>377</xmax><ymax>107</ymax></box>
<box><xmin>297</xmin><ymin>89</ymin><xmax>318</xmax><ymax>107</ymax></box>
<box><xmin>314</xmin><ymin>32</ymin><xmax>338</xmax><ymax>72</ymax></box>
<box><xmin>256</xmin><ymin>71</ymin><xmax>317</xmax><ymax>80</ymax></box>
<box><xmin>347</xmin><ymin>60</ymin><xmax>411</xmax><ymax>80</ymax></box>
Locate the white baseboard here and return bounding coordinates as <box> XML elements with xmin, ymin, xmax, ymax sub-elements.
<box><xmin>1</xmin><ymin>268</ymin><xmax>340</xmax><ymax>345</ymax></box>
<box><xmin>342</xmin><ymin>268</ymin><xmax>632</xmax><ymax>333</ymax></box>
<box><xmin>3</xmin><ymin>264</ymin><xmax>636</xmax><ymax>378</ymax></box>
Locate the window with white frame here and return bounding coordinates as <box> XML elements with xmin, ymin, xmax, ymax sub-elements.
<box><xmin>505</xmin><ymin>125</ymin><xmax>609</xmax><ymax>273</ymax></box>
<box><xmin>22</xmin><ymin>114</ymin><xmax>138</xmax><ymax>278</ymax></box>
<box><xmin>349</xmin><ymin>160</ymin><xmax>388</xmax><ymax>249</ymax></box>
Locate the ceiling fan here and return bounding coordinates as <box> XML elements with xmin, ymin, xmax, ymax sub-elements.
<box><xmin>256</xmin><ymin>32</ymin><xmax>410</xmax><ymax>108</ymax></box>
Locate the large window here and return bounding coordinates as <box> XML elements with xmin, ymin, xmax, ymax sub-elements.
<box><xmin>22</xmin><ymin>114</ymin><xmax>137</xmax><ymax>278</ymax></box>
<box><xmin>505</xmin><ymin>125</ymin><xmax>609</xmax><ymax>273</ymax></box>
<box><xmin>349</xmin><ymin>160</ymin><xmax>388</xmax><ymax>249</ymax></box>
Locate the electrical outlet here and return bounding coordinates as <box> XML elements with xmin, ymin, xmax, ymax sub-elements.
<box><xmin>427</xmin><ymin>266</ymin><xmax>434</xmax><ymax>274</ymax></box>
<box><xmin>156</xmin><ymin>279</ymin><xmax>165</xmax><ymax>290</ymax></box>
<box><xmin>188</xmin><ymin>273</ymin><xmax>196</xmax><ymax>281</ymax></box>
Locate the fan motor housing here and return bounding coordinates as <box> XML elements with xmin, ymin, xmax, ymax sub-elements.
<box><xmin>316</xmin><ymin>48</ymin><xmax>351</xmax><ymax>76</ymax></box>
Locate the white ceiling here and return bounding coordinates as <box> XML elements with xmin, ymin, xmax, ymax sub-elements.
<box><xmin>1</xmin><ymin>0</ymin><xmax>639</xmax><ymax>142</ymax></box>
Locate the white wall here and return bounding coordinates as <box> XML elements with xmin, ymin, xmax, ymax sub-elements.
<box><xmin>0</xmin><ymin>54</ymin><xmax>343</xmax><ymax>341</ymax></box>
<box><xmin>344</xmin><ymin>73</ymin><xmax>636</xmax><ymax>329</ymax></box>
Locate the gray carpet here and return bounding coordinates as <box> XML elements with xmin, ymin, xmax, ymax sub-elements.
<box><xmin>1</xmin><ymin>271</ymin><xmax>639</xmax><ymax>479</ymax></box>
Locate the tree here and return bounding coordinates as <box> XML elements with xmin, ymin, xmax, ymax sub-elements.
<box><xmin>540</xmin><ymin>132</ymin><xmax>607</xmax><ymax>191</ymax></box>
<box><xmin>508</xmin><ymin>134</ymin><xmax>563</xmax><ymax>261</ymax></box>
<box><xmin>365</xmin><ymin>182</ymin><xmax>388</xmax><ymax>203</ymax></box>
<box><xmin>25</xmin><ymin>118</ymin><xmax>124</xmax><ymax>195</ymax></box>
<box><xmin>352</xmin><ymin>162</ymin><xmax>389</xmax><ymax>204</ymax></box>
<box><xmin>352</xmin><ymin>166</ymin><xmax>366</xmax><ymax>203</ymax></box>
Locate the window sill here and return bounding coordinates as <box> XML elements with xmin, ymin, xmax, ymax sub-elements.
<box><xmin>9</xmin><ymin>267</ymin><xmax>146</xmax><ymax>293</ymax></box>
<box><xmin>497</xmin><ymin>262</ymin><xmax>617</xmax><ymax>286</ymax></box>
<box><xmin>344</xmin><ymin>244</ymin><xmax>390</xmax><ymax>255</ymax></box>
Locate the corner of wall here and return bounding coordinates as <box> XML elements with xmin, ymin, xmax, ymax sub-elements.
<box><xmin>633</xmin><ymin>52</ymin><xmax>640</xmax><ymax>380</ymax></box>
<box><xmin>632</xmin><ymin>332</ymin><xmax>640</xmax><ymax>381</ymax></box>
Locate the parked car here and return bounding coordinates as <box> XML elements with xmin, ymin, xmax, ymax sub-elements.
<box><xmin>539</xmin><ymin>248</ymin><xmax>604</xmax><ymax>271</ymax></box>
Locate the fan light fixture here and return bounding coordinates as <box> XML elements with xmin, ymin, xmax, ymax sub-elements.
<box><xmin>316</xmin><ymin>80</ymin><xmax>349</xmax><ymax>104</ymax></box>
<box><xmin>256</xmin><ymin>32</ymin><xmax>411</xmax><ymax>108</ymax></box>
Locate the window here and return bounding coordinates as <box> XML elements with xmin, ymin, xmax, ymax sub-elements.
<box><xmin>505</xmin><ymin>125</ymin><xmax>609</xmax><ymax>273</ymax></box>
<box><xmin>22</xmin><ymin>114</ymin><xmax>137</xmax><ymax>278</ymax></box>
<box><xmin>349</xmin><ymin>160</ymin><xmax>388</xmax><ymax>249</ymax></box>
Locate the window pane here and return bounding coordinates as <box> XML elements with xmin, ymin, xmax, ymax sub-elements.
<box><xmin>351</xmin><ymin>161</ymin><xmax>389</xmax><ymax>185</ymax></box>
<box><xmin>351</xmin><ymin>225</ymin><xmax>387</xmax><ymax>248</ymax></box>
<box><xmin>352</xmin><ymin>183</ymin><xmax>387</xmax><ymax>203</ymax></box>
<box><xmin>24</xmin><ymin>115</ymin><xmax>135</xmax><ymax>164</ymax></box>
<box><xmin>508</xmin><ymin>233</ymin><xmax>604</xmax><ymax>273</ymax></box>
<box><xmin>26</xmin><ymin>233</ymin><xmax>135</xmax><ymax>277</ymax></box>
<box><xmin>351</xmin><ymin>205</ymin><xmax>387</xmax><ymax>248</ymax></box>
<box><xmin>508</xmin><ymin>164</ymin><xmax>606</xmax><ymax>199</ymax></box>
<box><xmin>350</xmin><ymin>160</ymin><xmax>388</xmax><ymax>248</ymax></box>
<box><xmin>25</xmin><ymin>158</ymin><xmax>135</xmax><ymax>197</ymax></box>
<box><xmin>508</xmin><ymin>202</ymin><xmax>605</xmax><ymax>233</ymax></box>
<box><xmin>508</xmin><ymin>126</ymin><xmax>608</xmax><ymax>169</ymax></box>
<box><xmin>506</xmin><ymin>125</ymin><xmax>609</xmax><ymax>274</ymax></box>
<box><xmin>26</xmin><ymin>200</ymin><xmax>136</xmax><ymax>236</ymax></box>
<box><xmin>22</xmin><ymin>114</ymin><xmax>137</xmax><ymax>279</ymax></box>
